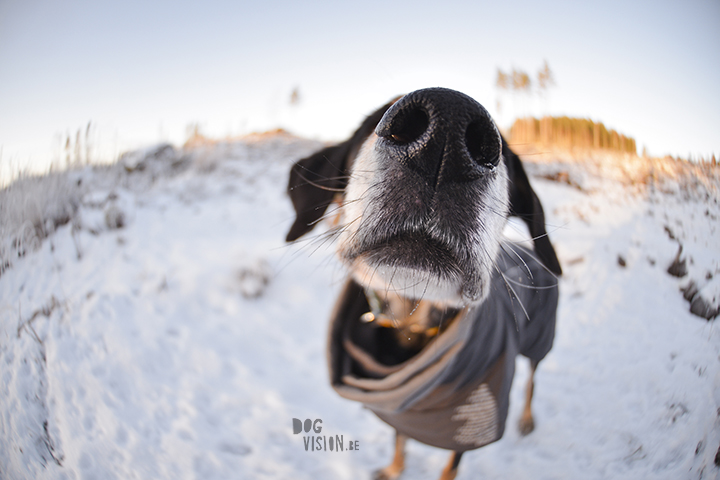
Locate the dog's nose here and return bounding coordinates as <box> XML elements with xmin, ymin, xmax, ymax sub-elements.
<box><xmin>375</xmin><ymin>88</ymin><xmax>501</xmax><ymax>185</ymax></box>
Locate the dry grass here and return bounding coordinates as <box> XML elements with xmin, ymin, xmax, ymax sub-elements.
<box><xmin>510</xmin><ymin>142</ymin><xmax>720</xmax><ymax>200</ymax></box>
<box><xmin>0</xmin><ymin>131</ymin><xmax>317</xmax><ymax>277</ymax></box>
<box><xmin>0</xmin><ymin>171</ymin><xmax>83</xmax><ymax>274</ymax></box>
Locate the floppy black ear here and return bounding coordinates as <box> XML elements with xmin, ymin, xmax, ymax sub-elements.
<box><xmin>503</xmin><ymin>138</ymin><xmax>562</xmax><ymax>275</ymax></box>
<box><xmin>285</xmin><ymin>143</ymin><xmax>352</xmax><ymax>242</ymax></box>
<box><xmin>285</xmin><ymin>100</ymin><xmax>396</xmax><ymax>242</ymax></box>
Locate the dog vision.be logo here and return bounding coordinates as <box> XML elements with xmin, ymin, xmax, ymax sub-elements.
<box><xmin>292</xmin><ymin>418</ymin><xmax>360</xmax><ymax>452</ymax></box>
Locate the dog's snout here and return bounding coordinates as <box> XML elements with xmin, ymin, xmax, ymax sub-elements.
<box><xmin>375</xmin><ymin>88</ymin><xmax>501</xmax><ymax>185</ymax></box>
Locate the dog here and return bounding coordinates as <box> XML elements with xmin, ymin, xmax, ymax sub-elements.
<box><xmin>286</xmin><ymin>88</ymin><xmax>561</xmax><ymax>480</ymax></box>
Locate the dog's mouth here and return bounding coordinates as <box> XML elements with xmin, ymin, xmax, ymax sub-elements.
<box><xmin>341</xmin><ymin>231</ymin><xmax>479</xmax><ymax>306</ymax></box>
<box><xmin>352</xmin><ymin>232</ymin><xmax>463</xmax><ymax>280</ymax></box>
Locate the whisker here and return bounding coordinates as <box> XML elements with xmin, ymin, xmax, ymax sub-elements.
<box><xmin>290</xmin><ymin>167</ymin><xmax>349</xmax><ymax>192</ymax></box>
<box><xmin>501</xmin><ymin>275</ymin><xmax>558</xmax><ymax>290</ymax></box>
<box><xmin>494</xmin><ymin>263</ymin><xmax>520</xmax><ymax>332</ymax></box>
<box><xmin>504</xmin><ymin>241</ymin><xmax>561</xmax><ymax>281</ymax></box>
<box><xmin>500</xmin><ymin>243</ymin><xmax>534</xmax><ymax>282</ymax></box>
<box><xmin>500</xmin><ymin>269</ymin><xmax>531</xmax><ymax>324</ymax></box>
<box><xmin>529</xmin><ymin>221</ymin><xmax>569</xmax><ymax>241</ymax></box>
<box><xmin>307</xmin><ymin>199</ymin><xmax>359</xmax><ymax>228</ymax></box>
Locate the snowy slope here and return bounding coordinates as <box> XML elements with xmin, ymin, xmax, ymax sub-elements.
<box><xmin>1</xmin><ymin>134</ymin><xmax>719</xmax><ymax>480</ymax></box>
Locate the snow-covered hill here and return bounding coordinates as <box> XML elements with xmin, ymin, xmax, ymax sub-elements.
<box><xmin>1</xmin><ymin>133</ymin><xmax>719</xmax><ymax>480</ymax></box>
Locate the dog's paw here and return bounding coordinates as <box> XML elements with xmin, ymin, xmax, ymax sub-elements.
<box><xmin>518</xmin><ymin>414</ymin><xmax>535</xmax><ymax>436</ymax></box>
<box><xmin>372</xmin><ymin>467</ymin><xmax>401</xmax><ymax>480</ymax></box>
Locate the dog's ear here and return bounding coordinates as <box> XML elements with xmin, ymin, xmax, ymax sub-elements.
<box><xmin>285</xmin><ymin>100</ymin><xmax>396</xmax><ymax>242</ymax></box>
<box><xmin>503</xmin><ymin>139</ymin><xmax>563</xmax><ymax>275</ymax></box>
<box><xmin>285</xmin><ymin>143</ymin><xmax>351</xmax><ymax>242</ymax></box>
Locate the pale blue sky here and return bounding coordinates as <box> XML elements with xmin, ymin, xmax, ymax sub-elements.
<box><xmin>1</xmin><ymin>0</ymin><xmax>718</xmax><ymax>179</ymax></box>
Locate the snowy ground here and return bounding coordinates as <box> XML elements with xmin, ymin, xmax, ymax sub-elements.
<box><xmin>1</xmin><ymin>134</ymin><xmax>719</xmax><ymax>480</ymax></box>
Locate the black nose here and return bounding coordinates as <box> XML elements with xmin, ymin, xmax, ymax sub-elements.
<box><xmin>375</xmin><ymin>88</ymin><xmax>501</xmax><ymax>185</ymax></box>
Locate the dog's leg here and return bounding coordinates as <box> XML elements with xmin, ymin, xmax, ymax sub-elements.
<box><xmin>438</xmin><ymin>451</ymin><xmax>464</xmax><ymax>480</ymax></box>
<box><xmin>373</xmin><ymin>431</ymin><xmax>407</xmax><ymax>480</ymax></box>
<box><xmin>518</xmin><ymin>359</ymin><xmax>539</xmax><ymax>435</ymax></box>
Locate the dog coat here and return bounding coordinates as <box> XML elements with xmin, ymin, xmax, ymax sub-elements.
<box><xmin>328</xmin><ymin>243</ymin><xmax>558</xmax><ymax>452</ymax></box>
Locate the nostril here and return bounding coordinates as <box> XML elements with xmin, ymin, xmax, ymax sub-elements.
<box><xmin>465</xmin><ymin>119</ymin><xmax>500</xmax><ymax>169</ymax></box>
<box><xmin>384</xmin><ymin>107</ymin><xmax>429</xmax><ymax>145</ymax></box>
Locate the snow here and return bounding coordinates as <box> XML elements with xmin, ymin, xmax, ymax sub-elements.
<box><xmin>1</xmin><ymin>134</ymin><xmax>719</xmax><ymax>480</ymax></box>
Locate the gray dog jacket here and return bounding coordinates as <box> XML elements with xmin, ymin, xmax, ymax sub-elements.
<box><xmin>328</xmin><ymin>243</ymin><xmax>558</xmax><ymax>452</ymax></box>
